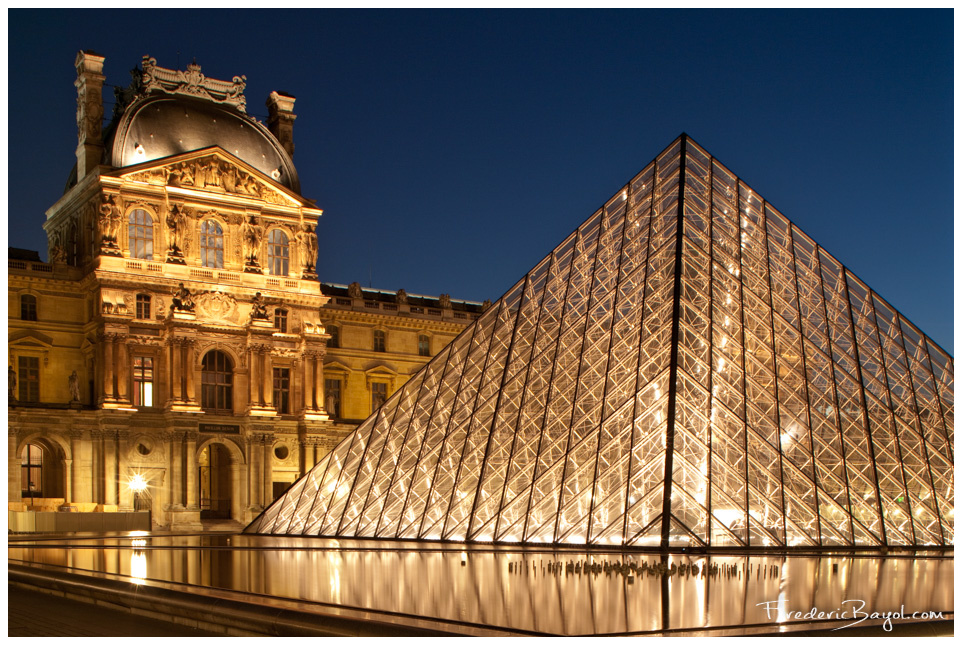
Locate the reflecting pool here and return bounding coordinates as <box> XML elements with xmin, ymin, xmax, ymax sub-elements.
<box><xmin>8</xmin><ymin>534</ymin><xmax>953</xmax><ymax>635</ymax></box>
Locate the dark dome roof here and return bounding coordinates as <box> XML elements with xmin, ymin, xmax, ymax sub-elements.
<box><xmin>108</xmin><ymin>94</ymin><xmax>299</xmax><ymax>192</ymax></box>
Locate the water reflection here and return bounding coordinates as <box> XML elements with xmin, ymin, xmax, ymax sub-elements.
<box><xmin>8</xmin><ymin>534</ymin><xmax>953</xmax><ymax>635</ymax></box>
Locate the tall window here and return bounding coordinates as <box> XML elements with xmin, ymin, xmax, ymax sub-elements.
<box><xmin>373</xmin><ymin>329</ymin><xmax>386</xmax><ymax>352</ymax></box>
<box><xmin>371</xmin><ymin>382</ymin><xmax>387</xmax><ymax>412</ymax></box>
<box><xmin>328</xmin><ymin>325</ymin><xmax>339</xmax><ymax>348</ymax></box>
<box><xmin>267</xmin><ymin>229</ymin><xmax>289</xmax><ymax>276</ymax></box>
<box><xmin>133</xmin><ymin>356</ymin><xmax>153</xmax><ymax>407</ymax></box>
<box><xmin>201</xmin><ymin>350</ymin><xmax>233</xmax><ymax>412</ymax></box>
<box><xmin>418</xmin><ymin>334</ymin><xmax>430</xmax><ymax>357</ymax></box>
<box><xmin>135</xmin><ymin>294</ymin><xmax>151</xmax><ymax>320</ymax></box>
<box><xmin>273</xmin><ymin>367</ymin><xmax>291</xmax><ymax>414</ymax></box>
<box><xmin>325</xmin><ymin>379</ymin><xmax>341</xmax><ymax>417</ymax></box>
<box><xmin>20</xmin><ymin>294</ymin><xmax>37</xmax><ymax>321</ymax></box>
<box><xmin>21</xmin><ymin>444</ymin><xmax>43</xmax><ymax>498</ymax></box>
<box><xmin>274</xmin><ymin>308</ymin><xmax>288</xmax><ymax>333</ymax></box>
<box><xmin>128</xmin><ymin>209</ymin><xmax>154</xmax><ymax>260</ymax></box>
<box><xmin>18</xmin><ymin>356</ymin><xmax>40</xmax><ymax>402</ymax></box>
<box><xmin>200</xmin><ymin>220</ymin><xmax>224</xmax><ymax>269</ymax></box>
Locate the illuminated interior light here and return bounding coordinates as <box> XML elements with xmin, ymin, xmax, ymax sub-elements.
<box><xmin>128</xmin><ymin>473</ymin><xmax>148</xmax><ymax>492</ymax></box>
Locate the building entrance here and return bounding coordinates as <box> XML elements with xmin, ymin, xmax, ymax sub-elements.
<box><xmin>199</xmin><ymin>443</ymin><xmax>232</xmax><ymax>520</ymax></box>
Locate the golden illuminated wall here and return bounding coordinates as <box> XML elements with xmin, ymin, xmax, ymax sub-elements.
<box><xmin>249</xmin><ymin>135</ymin><xmax>950</xmax><ymax>548</ymax></box>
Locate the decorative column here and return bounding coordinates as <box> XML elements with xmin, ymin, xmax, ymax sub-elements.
<box><xmin>9</xmin><ymin>430</ymin><xmax>21</xmax><ymax>503</ymax></box>
<box><xmin>298</xmin><ymin>436</ymin><xmax>308</xmax><ymax>476</ymax></box>
<box><xmin>315</xmin><ymin>357</ymin><xmax>325</xmax><ymax>414</ymax></box>
<box><xmin>249</xmin><ymin>347</ymin><xmax>260</xmax><ymax>407</ymax></box>
<box><xmin>264</xmin><ymin>352</ymin><xmax>274</xmax><ymax>408</ymax></box>
<box><xmin>170</xmin><ymin>432</ymin><xmax>184</xmax><ymax>508</ymax></box>
<box><xmin>248</xmin><ymin>434</ymin><xmax>261</xmax><ymax>509</ymax></box>
<box><xmin>302</xmin><ymin>354</ymin><xmax>313</xmax><ymax>411</ymax></box>
<box><xmin>104</xmin><ymin>431</ymin><xmax>118</xmax><ymax>505</ymax></box>
<box><xmin>115</xmin><ymin>337</ymin><xmax>129</xmax><ymax>403</ymax></box>
<box><xmin>69</xmin><ymin>431</ymin><xmax>87</xmax><ymax>502</ymax></box>
<box><xmin>170</xmin><ymin>339</ymin><xmax>182</xmax><ymax>402</ymax></box>
<box><xmin>184</xmin><ymin>340</ymin><xmax>196</xmax><ymax>404</ymax></box>
<box><xmin>64</xmin><ymin>459</ymin><xmax>74</xmax><ymax>502</ymax></box>
<box><xmin>185</xmin><ymin>432</ymin><xmax>198</xmax><ymax>509</ymax></box>
<box><xmin>262</xmin><ymin>435</ymin><xmax>273</xmax><ymax>505</ymax></box>
<box><xmin>91</xmin><ymin>430</ymin><xmax>103</xmax><ymax>503</ymax></box>
<box><xmin>102</xmin><ymin>333</ymin><xmax>115</xmax><ymax>403</ymax></box>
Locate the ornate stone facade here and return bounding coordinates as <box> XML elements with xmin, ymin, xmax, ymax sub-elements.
<box><xmin>9</xmin><ymin>53</ymin><xmax>482</xmax><ymax>531</ymax></box>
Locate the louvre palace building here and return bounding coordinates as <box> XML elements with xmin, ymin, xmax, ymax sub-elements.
<box><xmin>8</xmin><ymin>52</ymin><xmax>481</xmax><ymax>529</ymax></box>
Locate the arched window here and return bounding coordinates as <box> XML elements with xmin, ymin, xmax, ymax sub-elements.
<box><xmin>267</xmin><ymin>229</ymin><xmax>289</xmax><ymax>276</ymax></box>
<box><xmin>201</xmin><ymin>350</ymin><xmax>233</xmax><ymax>412</ymax></box>
<box><xmin>20</xmin><ymin>294</ymin><xmax>37</xmax><ymax>321</ymax></box>
<box><xmin>21</xmin><ymin>444</ymin><xmax>43</xmax><ymax>498</ymax></box>
<box><xmin>200</xmin><ymin>220</ymin><xmax>224</xmax><ymax>269</ymax></box>
<box><xmin>128</xmin><ymin>209</ymin><xmax>153</xmax><ymax>260</ymax></box>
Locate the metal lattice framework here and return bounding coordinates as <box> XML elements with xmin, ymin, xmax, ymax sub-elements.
<box><xmin>247</xmin><ymin>135</ymin><xmax>953</xmax><ymax>549</ymax></box>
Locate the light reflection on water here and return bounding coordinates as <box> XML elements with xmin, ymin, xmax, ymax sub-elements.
<box><xmin>8</xmin><ymin>534</ymin><xmax>953</xmax><ymax>635</ymax></box>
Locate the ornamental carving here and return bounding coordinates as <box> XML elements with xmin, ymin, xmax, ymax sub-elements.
<box><xmin>166</xmin><ymin>204</ymin><xmax>187</xmax><ymax>263</ymax></box>
<box><xmin>140</xmin><ymin>57</ymin><xmax>248</xmax><ymax>113</ymax></box>
<box><xmin>242</xmin><ymin>216</ymin><xmax>264</xmax><ymax>270</ymax></box>
<box><xmin>297</xmin><ymin>223</ymin><xmax>318</xmax><ymax>277</ymax></box>
<box><xmin>99</xmin><ymin>195</ymin><xmax>123</xmax><ymax>255</ymax></box>
<box><xmin>196</xmin><ymin>292</ymin><xmax>239</xmax><ymax>323</ymax></box>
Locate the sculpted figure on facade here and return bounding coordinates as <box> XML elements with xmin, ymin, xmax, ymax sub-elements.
<box><xmin>69</xmin><ymin>371</ymin><xmax>81</xmax><ymax>402</ymax></box>
<box><xmin>171</xmin><ymin>283</ymin><xmax>195</xmax><ymax>313</ymax></box>
<box><xmin>439</xmin><ymin>293</ymin><xmax>452</xmax><ymax>309</ymax></box>
<box><xmin>250</xmin><ymin>292</ymin><xmax>270</xmax><ymax>321</ymax></box>
<box><xmin>297</xmin><ymin>224</ymin><xmax>318</xmax><ymax>276</ymax></box>
<box><xmin>166</xmin><ymin>204</ymin><xmax>187</xmax><ymax>262</ymax></box>
<box><xmin>348</xmin><ymin>282</ymin><xmax>363</xmax><ymax>299</ymax></box>
<box><xmin>396</xmin><ymin>289</ymin><xmax>408</xmax><ymax>305</ymax></box>
<box><xmin>243</xmin><ymin>216</ymin><xmax>263</xmax><ymax>270</ymax></box>
<box><xmin>99</xmin><ymin>195</ymin><xmax>123</xmax><ymax>255</ymax></box>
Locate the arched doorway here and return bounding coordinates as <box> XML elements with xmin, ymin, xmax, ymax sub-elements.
<box><xmin>198</xmin><ymin>443</ymin><xmax>233</xmax><ymax>519</ymax></box>
<box><xmin>19</xmin><ymin>438</ymin><xmax>66</xmax><ymax>500</ymax></box>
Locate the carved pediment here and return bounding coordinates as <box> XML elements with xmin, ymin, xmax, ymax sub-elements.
<box><xmin>118</xmin><ymin>150</ymin><xmax>303</xmax><ymax>207</ymax></box>
<box><xmin>9</xmin><ymin>330</ymin><xmax>54</xmax><ymax>347</ymax></box>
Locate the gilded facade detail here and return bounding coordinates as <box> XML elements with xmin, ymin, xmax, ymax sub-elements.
<box><xmin>9</xmin><ymin>52</ymin><xmax>480</xmax><ymax>532</ymax></box>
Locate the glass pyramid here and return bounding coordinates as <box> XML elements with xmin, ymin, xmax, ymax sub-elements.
<box><xmin>247</xmin><ymin>135</ymin><xmax>953</xmax><ymax>549</ymax></box>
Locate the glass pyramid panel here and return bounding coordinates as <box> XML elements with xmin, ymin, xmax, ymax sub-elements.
<box><xmin>247</xmin><ymin>135</ymin><xmax>953</xmax><ymax>549</ymax></box>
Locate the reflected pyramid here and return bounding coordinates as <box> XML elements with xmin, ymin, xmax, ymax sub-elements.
<box><xmin>247</xmin><ymin>135</ymin><xmax>953</xmax><ymax>549</ymax></box>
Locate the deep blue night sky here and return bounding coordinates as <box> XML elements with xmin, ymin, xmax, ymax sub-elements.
<box><xmin>7</xmin><ymin>9</ymin><xmax>953</xmax><ymax>353</ymax></box>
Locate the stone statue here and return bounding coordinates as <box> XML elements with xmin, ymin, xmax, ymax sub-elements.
<box><xmin>166</xmin><ymin>204</ymin><xmax>186</xmax><ymax>256</ymax></box>
<box><xmin>396</xmin><ymin>289</ymin><xmax>408</xmax><ymax>305</ymax></box>
<box><xmin>50</xmin><ymin>245</ymin><xmax>67</xmax><ymax>265</ymax></box>
<box><xmin>8</xmin><ymin>365</ymin><xmax>16</xmax><ymax>400</ymax></box>
<box><xmin>69</xmin><ymin>371</ymin><xmax>81</xmax><ymax>402</ymax></box>
<box><xmin>243</xmin><ymin>216</ymin><xmax>261</xmax><ymax>266</ymax></box>
<box><xmin>99</xmin><ymin>195</ymin><xmax>122</xmax><ymax>246</ymax></box>
<box><xmin>222</xmin><ymin>163</ymin><xmax>237</xmax><ymax>193</ymax></box>
<box><xmin>325</xmin><ymin>391</ymin><xmax>338</xmax><ymax>417</ymax></box>
<box><xmin>439</xmin><ymin>294</ymin><xmax>452</xmax><ymax>309</ymax></box>
<box><xmin>250</xmin><ymin>292</ymin><xmax>270</xmax><ymax>321</ymax></box>
<box><xmin>348</xmin><ymin>282</ymin><xmax>363</xmax><ymax>299</ymax></box>
<box><xmin>171</xmin><ymin>283</ymin><xmax>195</xmax><ymax>312</ymax></box>
<box><xmin>297</xmin><ymin>224</ymin><xmax>318</xmax><ymax>274</ymax></box>
<box><xmin>482</xmin><ymin>299</ymin><xmax>492</xmax><ymax>311</ymax></box>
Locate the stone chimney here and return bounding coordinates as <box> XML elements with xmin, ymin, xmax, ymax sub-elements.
<box><xmin>74</xmin><ymin>50</ymin><xmax>106</xmax><ymax>180</ymax></box>
<box><xmin>266</xmin><ymin>91</ymin><xmax>297</xmax><ymax>159</ymax></box>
